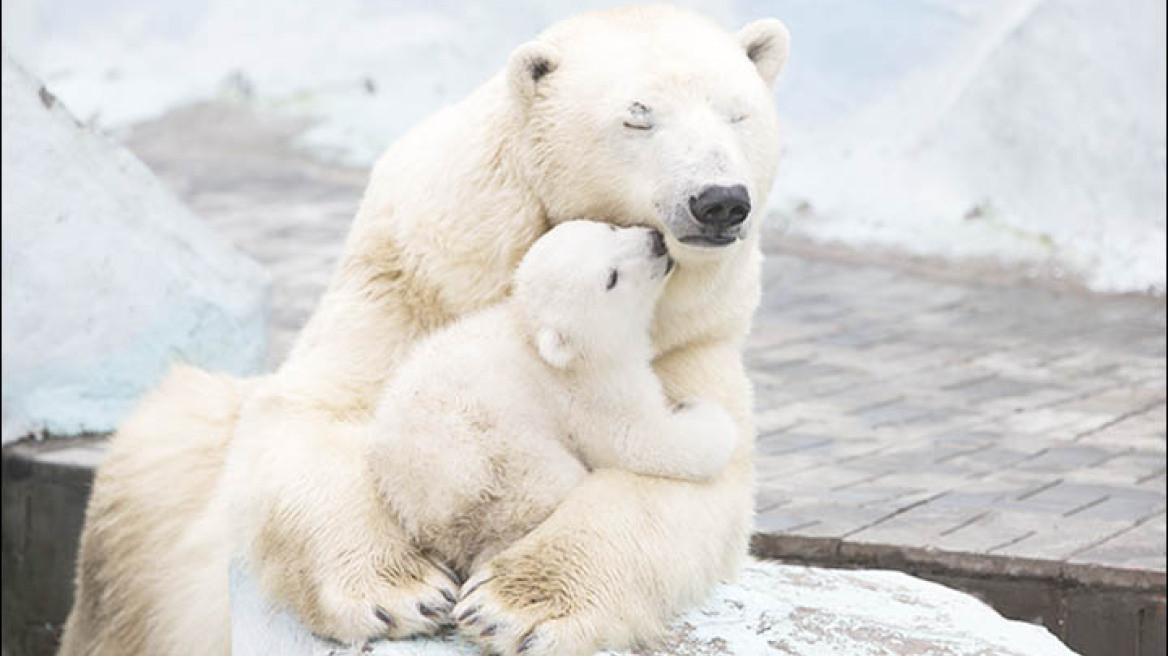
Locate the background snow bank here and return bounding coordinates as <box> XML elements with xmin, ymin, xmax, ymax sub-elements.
<box><xmin>1</xmin><ymin>53</ymin><xmax>269</xmax><ymax>444</ymax></box>
<box><xmin>2</xmin><ymin>0</ymin><xmax>1164</xmax><ymax>293</ymax></box>
<box><xmin>772</xmin><ymin>0</ymin><xmax>1166</xmax><ymax>295</ymax></box>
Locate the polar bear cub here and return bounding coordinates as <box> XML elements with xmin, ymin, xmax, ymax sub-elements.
<box><xmin>366</xmin><ymin>220</ymin><xmax>737</xmax><ymax>572</ymax></box>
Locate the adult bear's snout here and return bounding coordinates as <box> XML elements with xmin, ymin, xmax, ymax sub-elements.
<box><xmin>688</xmin><ymin>185</ymin><xmax>751</xmax><ymax>228</ymax></box>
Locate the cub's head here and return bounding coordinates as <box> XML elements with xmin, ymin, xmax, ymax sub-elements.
<box><xmin>514</xmin><ymin>220</ymin><xmax>673</xmax><ymax>369</ymax></box>
<box><xmin>507</xmin><ymin>7</ymin><xmax>789</xmax><ymax>262</ymax></box>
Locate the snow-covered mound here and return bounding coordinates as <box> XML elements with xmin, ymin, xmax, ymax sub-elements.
<box><xmin>1</xmin><ymin>53</ymin><xmax>270</xmax><ymax>444</ymax></box>
<box><xmin>231</xmin><ymin>559</ymin><xmax>1078</xmax><ymax>655</ymax></box>
<box><xmin>2</xmin><ymin>0</ymin><xmax>1163</xmax><ymax>293</ymax></box>
<box><xmin>770</xmin><ymin>0</ymin><xmax>1166</xmax><ymax>294</ymax></box>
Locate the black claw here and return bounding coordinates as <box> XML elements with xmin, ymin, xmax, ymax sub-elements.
<box><xmin>418</xmin><ymin>602</ymin><xmax>442</xmax><ymax>619</ymax></box>
<box><xmin>518</xmin><ymin>629</ymin><xmax>538</xmax><ymax>653</ymax></box>
<box><xmin>481</xmin><ymin>623</ymin><xmax>498</xmax><ymax>638</ymax></box>
<box><xmin>374</xmin><ymin>606</ymin><xmax>395</xmax><ymax>628</ymax></box>
<box><xmin>441</xmin><ymin>588</ymin><xmax>458</xmax><ymax>605</ymax></box>
<box><xmin>434</xmin><ymin>560</ymin><xmax>463</xmax><ymax>585</ymax></box>
<box><xmin>457</xmin><ymin>605</ymin><xmax>481</xmax><ymax>622</ymax></box>
<box><xmin>462</xmin><ymin>576</ymin><xmax>493</xmax><ymax>598</ymax></box>
<box><xmin>315</xmin><ymin>634</ymin><xmax>346</xmax><ymax>648</ymax></box>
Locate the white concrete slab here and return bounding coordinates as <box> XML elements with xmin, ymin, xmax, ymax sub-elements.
<box><xmin>231</xmin><ymin>559</ymin><xmax>1078</xmax><ymax>656</ymax></box>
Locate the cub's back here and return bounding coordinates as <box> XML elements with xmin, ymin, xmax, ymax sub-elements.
<box><xmin>367</xmin><ymin>304</ymin><xmax>584</xmax><ymax>571</ymax></box>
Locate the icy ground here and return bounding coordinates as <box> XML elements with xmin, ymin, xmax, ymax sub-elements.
<box><xmin>231</xmin><ymin>559</ymin><xmax>1078</xmax><ymax>655</ymax></box>
<box><xmin>2</xmin><ymin>0</ymin><xmax>1164</xmax><ymax>293</ymax></box>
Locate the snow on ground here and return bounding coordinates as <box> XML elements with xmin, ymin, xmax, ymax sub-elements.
<box><xmin>770</xmin><ymin>0</ymin><xmax>1166</xmax><ymax>295</ymax></box>
<box><xmin>231</xmin><ymin>559</ymin><xmax>1078</xmax><ymax>655</ymax></box>
<box><xmin>2</xmin><ymin>0</ymin><xmax>1164</xmax><ymax>293</ymax></box>
<box><xmin>0</xmin><ymin>53</ymin><xmax>269</xmax><ymax>444</ymax></box>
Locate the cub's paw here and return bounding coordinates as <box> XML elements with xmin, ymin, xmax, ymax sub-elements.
<box><xmin>310</xmin><ymin>557</ymin><xmax>461</xmax><ymax>644</ymax></box>
<box><xmin>451</xmin><ymin>566</ymin><xmax>597</xmax><ymax>656</ymax></box>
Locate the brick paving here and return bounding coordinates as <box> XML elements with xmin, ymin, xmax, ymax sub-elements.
<box><xmin>749</xmin><ymin>254</ymin><xmax>1165</xmax><ymax>571</ymax></box>
<box><xmin>125</xmin><ymin>103</ymin><xmax>1167</xmax><ymax>572</ymax></box>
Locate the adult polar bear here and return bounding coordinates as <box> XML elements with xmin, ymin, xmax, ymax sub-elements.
<box><xmin>59</xmin><ymin>6</ymin><xmax>790</xmax><ymax>656</ymax></box>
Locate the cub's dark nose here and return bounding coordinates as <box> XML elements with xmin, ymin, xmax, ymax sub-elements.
<box><xmin>689</xmin><ymin>185</ymin><xmax>751</xmax><ymax>228</ymax></box>
<box><xmin>649</xmin><ymin>230</ymin><xmax>668</xmax><ymax>257</ymax></box>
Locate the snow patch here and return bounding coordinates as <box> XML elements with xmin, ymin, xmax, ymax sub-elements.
<box><xmin>770</xmin><ymin>0</ymin><xmax>1167</xmax><ymax>294</ymax></box>
<box><xmin>1</xmin><ymin>52</ymin><xmax>269</xmax><ymax>443</ymax></box>
<box><xmin>3</xmin><ymin>0</ymin><xmax>1163</xmax><ymax>293</ymax></box>
<box><xmin>230</xmin><ymin>559</ymin><xmax>1078</xmax><ymax>655</ymax></box>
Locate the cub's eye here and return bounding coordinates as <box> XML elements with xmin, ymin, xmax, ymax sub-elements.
<box><xmin>623</xmin><ymin>102</ymin><xmax>653</xmax><ymax>131</ymax></box>
<box><xmin>729</xmin><ymin>112</ymin><xmax>749</xmax><ymax>124</ymax></box>
<box><xmin>606</xmin><ymin>269</ymin><xmax>619</xmax><ymax>290</ymax></box>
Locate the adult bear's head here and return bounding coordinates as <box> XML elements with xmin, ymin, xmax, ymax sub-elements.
<box><xmin>506</xmin><ymin>6</ymin><xmax>789</xmax><ymax>262</ymax></box>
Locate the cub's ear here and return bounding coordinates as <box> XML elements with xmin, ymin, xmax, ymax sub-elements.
<box><xmin>536</xmin><ymin>326</ymin><xmax>574</xmax><ymax>369</ymax></box>
<box><xmin>508</xmin><ymin>40</ymin><xmax>561</xmax><ymax>104</ymax></box>
<box><xmin>737</xmin><ymin>18</ymin><xmax>790</xmax><ymax>87</ymax></box>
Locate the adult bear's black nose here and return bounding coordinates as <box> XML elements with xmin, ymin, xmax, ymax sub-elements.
<box><xmin>689</xmin><ymin>185</ymin><xmax>751</xmax><ymax>228</ymax></box>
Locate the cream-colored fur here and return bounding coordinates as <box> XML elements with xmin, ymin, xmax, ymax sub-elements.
<box><xmin>368</xmin><ymin>221</ymin><xmax>737</xmax><ymax>578</ymax></box>
<box><xmin>60</xmin><ymin>6</ymin><xmax>789</xmax><ymax>656</ymax></box>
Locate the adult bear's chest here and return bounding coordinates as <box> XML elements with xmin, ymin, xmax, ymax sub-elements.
<box><xmin>650</xmin><ymin>250</ymin><xmax>761</xmax><ymax>356</ymax></box>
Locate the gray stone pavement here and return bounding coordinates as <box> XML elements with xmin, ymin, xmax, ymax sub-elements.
<box><xmin>125</xmin><ymin>103</ymin><xmax>1166</xmax><ymax>573</ymax></box>
<box><xmin>748</xmin><ymin>253</ymin><xmax>1165</xmax><ymax>572</ymax></box>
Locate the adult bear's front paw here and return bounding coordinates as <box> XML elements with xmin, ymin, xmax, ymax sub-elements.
<box><xmin>310</xmin><ymin>552</ymin><xmax>461</xmax><ymax>644</ymax></box>
<box><xmin>452</xmin><ymin>559</ymin><xmax>601</xmax><ymax>656</ymax></box>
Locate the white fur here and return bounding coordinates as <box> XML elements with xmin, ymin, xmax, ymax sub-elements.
<box><xmin>368</xmin><ymin>221</ymin><xmax>736</xmax><ymax>573</ymax></box>
<box><xmin>59</xmin><ymin>7</ymin><xmax>789</xmax><ymax>656</ymax></box>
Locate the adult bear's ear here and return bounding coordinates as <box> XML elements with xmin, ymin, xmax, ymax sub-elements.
<box><xmin>508</xmin><ymin>40</ymin><xmax>561</xmax><ymax>104</ymax></box>
<box><xmin>737</xmin><ymin>18</ymin><xmax>790</xmax><ymax>87</ymax></box>
<box><xmin>536</xmin><ymin>326</ymin><xmax>574</xmax><ymax>369</ymax></box>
